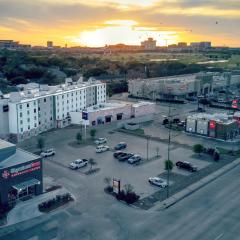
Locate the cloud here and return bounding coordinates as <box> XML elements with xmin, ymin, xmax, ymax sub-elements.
<box><xmin>0</xmin><ymin>0</ymin><xmax>239</xmax><ymax>46</ymax></box>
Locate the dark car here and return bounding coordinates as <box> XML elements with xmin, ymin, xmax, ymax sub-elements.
<box><xmin>113</xmin><ymin>151</ymin><xmax>125</xmax><ymax>158</ymax></box>
<box><xmin>176</xmin><ymin>161</ymin><xmax>197</xmax><ymax>172</ymax></box>
<box><xmin>172</xmin><ymin>118</ymin><xmax>180</xmax><ymax>124</ymax></box>
<box><xmin>118</xmin><ymin>153</ymin><xmax>134</xmax><ymax>162</ymax></box>
<box><xmin>162</xmin><ymin>119</ymin><xmax>169</xmax><ymax>125</ymax></box>
<box><xmin>114</xmin><ymin>142</ymin><xmax>127</xmax><ymax>150</ymax></box>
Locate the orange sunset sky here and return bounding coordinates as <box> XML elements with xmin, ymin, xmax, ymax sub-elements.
<box><xmin>0</xmin><ymin>0</ymin><xmax>239</xmax><ymax>47</ymax></box>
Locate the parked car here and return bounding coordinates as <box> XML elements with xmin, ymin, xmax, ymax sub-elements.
<box><xmin>113</xmin><ymin>151</ymin><xmax>125</xmax><ymax>158</ymax></box>
<box><xmin>114</xmin><ymin>142</ymin><xmax>127</xmax><ymax>150</ymax></box>
<box><xmin>176</xmin><ymin>161</ymin><xmax>197</xmax><ymax>172</ymax></box>
<box><xmin>162</xmin><ymin>118</ymin><xmax>169</xmax><ymax>125</ymax></box>
<box><xmin>96</xmin><ymin>145</ymin><xmax>110</xmax><ymax>153</ymax></box>
<box><xmin>172</xmin><ymin>118</ymin><xmax>180</xmax><ymax>124</ymax></box>
<box><xmin>148</xmin><ymin>177</ymin><xmax>167</xmax><ymax>188</ymax></box>
<box><xmin>94</xmin><ymin>137</ymin><xmax>107</xmax><ymax>145</ymax></box>
<box><xmin>69</xmin><ymin>159</ymin><xmax>88</xmax><ymax>169</ymax></box>
<box><xmin>118</xmin><ymin>153</ymin><xmax>134</xmax><ymax>162</ymax></box>
<box><xmin>177</xmin><ymin>121</ymin><xmax>186</xmax><ymax>127</ymax></box>
<box><xmin>127</xmin><ymin>155</ymin><xmax>141</xmax><ymax>164</ymax></box>
<box><xmin>40</xmin><ymin>148</ymin><xmax>55</xmax><ymax>157</ymax></box>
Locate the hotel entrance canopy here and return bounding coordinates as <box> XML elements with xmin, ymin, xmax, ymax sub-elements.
<box><xmin>12</xmin><ymin>178</ymin><xmax>40</xmax><ymax>192</ymax></box>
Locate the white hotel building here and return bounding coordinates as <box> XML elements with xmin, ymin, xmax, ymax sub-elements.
<box><xmin>0</xmin><ymin>79</ymin><xmax>106</xmax><ymax>142</ymax></box>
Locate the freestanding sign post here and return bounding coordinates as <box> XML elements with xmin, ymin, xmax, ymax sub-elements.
<box><xmin>112</xmin><ymin>179</ymin><xmax>121</xmax><ymax>194</ymax></box>
<box><xmin>82</xmin><ymin>111</ymin><xmax>88</xmax><ymax>141</ymax></box>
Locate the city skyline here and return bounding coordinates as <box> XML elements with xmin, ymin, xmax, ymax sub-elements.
<box><xmin>0</xmin><ymin>0</ymin><xmax>239</xmax><ymax>47</ymax></box>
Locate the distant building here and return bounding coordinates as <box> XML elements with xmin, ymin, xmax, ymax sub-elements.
<box><xmin>0</xmin><ymin>40</ymin><xmax>31</xmax><ymax>50</ymax></box>
<box><xmin>47</xmin><ymin>41</ymin><xmax>53</xmax><ymax>48</ymax></box>
<box><xmin>186</xmin><ymin>113</ymin><xmax>239</xmax><ymax>140</ymax></box>
<box><xmin>106</xmin><ymin>44</ymin><xmax>141</xmax><ymax>52</ymax></box>
<box><xmin>178</xmin><ymin>42</ymin><xmax>188</xmax><ymax>48</ymax></box>
<box><xmin>128</xmin><ymin>72</ymin><xmax>240</xmax><ymax>101</ymax></box>
<box><xmin>141</xmin><ymin>38</ymin><xmax>157</xmax><ymax>51</ymax></box>
<box><xmin>190</xmin><ymin>42</ymin><xmax>211</xmax><ymax>49</ymax></box>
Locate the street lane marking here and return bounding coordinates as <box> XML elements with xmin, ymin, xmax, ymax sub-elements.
<box><xmin>214</xmin><ymin>233</ymin><xmax>224</xmax><ymax>240</ymax></box>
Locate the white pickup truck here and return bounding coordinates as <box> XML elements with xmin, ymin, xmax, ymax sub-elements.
<box><xmin>69</xmin><ymin>159</ymin><xmax>88</xmax><ymax>170</ymax></box>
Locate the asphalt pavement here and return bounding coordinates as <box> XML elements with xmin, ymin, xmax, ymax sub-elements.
<box><xmin>1</xmin><ymin>160</ymin><xmax>240</xmax><ymax>240</ymax></box>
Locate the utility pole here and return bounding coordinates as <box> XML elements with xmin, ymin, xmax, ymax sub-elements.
<box><xmin>147</xmin><ymin>136</ymin><xmax>149</xmax><ymax>161</ymax></box>
<box><xmin>167</xmin><ymin>102</ymin><xmax>171</xmax><ymax>198</ymax></box>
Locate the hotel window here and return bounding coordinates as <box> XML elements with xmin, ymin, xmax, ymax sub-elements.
<box><xmin>34</xmin><ymin>116</ymin><xmax>37</xmax><ymax>120</ymax></box>
<box><xmin>27</xmin><ymin>110</ymin><xmax>30</xmax><ymax>115</ymax></box>
<box><xmin>34</xmin><ymin>123</ymin><xmax>37</xmax><ymax>128</ymax></box>
<box><xmin>44</xmin><ymin>98</ymin><xmax>46</xmax><ymax>103</ymax></box>
<box><xmin>34</xmin><ymin>108</ymin><xmax>36</xmax><ymax>113</ymax></box>
<box><xmin>20</xmin><ymin>120</ymin><xmax>23</xmax><ymax>125</ymax></box>
<box><xmin>34</xmin><ymin>101</ymin><xmax>36</xmax><ymax>106</ymax></box>
<box><xmin>19</xmin><ymin>104</ymin><xmax>22</xmax><ymax>110</ymax></box>
<box><xmin>20</xmin><ymin>128</ymin><xmax>23</xmax><ymax>132</ymax></box>
<box><xmin>27</xmin><ymin>118</ymin><xmax>30</xmax><ymax>122</ymax></box>
<box><xmin>20</xmin><ymin>112</ymin><xmax>22</xmax><ymax>118</ymax></box>
<box><xmin>27</xmin><ymin>103</ymin><xmax>29</xmax><ymax>108</ymax></box>
<box><xmin>28</xmin><ymin>125</ymin><xmax>30</xmax><ymax>130</ymax></box>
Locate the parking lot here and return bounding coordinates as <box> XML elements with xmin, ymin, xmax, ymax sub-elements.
<box><xmin>17</xmin><ymin>100</ymin><xmax>238</xmax><ymax>209</ymax></box>
<box><xmin>22</xmin><ymin>125</ymin><xmax>211</xmax><ymax>202</ymax></box>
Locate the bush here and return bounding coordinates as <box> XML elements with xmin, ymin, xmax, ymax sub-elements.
<box><xmin>76</xmin><ymin>132</ymin><xmax>82</xmax><ymax>144</ymax></box>
<box><xmin>193</xmin><ymin>144</ymin><xmax>204</xmax><ymax>155</ymax></box>
<box><xmin>116</xmin><ymin>190</ymin><xmax>125</xmax><ymax>201</ymax></box>
<box><xmin>165</xmin><ymin>160</ymin><xmax>173</xmax><ymax>171</ymax></box>
<box><xmin>213</xmin><ymin>151</ymin><xmax>220</xmax><ymax>161</ymax></box>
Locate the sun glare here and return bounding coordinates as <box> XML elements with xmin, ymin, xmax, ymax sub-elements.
<box><xmin>67</xmin><ymin>19</ymin><xmax>178</xmax><ymax>47</ymax></box>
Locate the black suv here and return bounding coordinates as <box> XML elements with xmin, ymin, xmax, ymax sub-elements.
<box><xmin>118</xmin><ymin>153</ymin><xmax>134</xmax><ymax>162</ymax></box>
<box><xmin>176</xmin><ymin>161</ymin><xmax>197</xmax><ymax>172</ymax></box>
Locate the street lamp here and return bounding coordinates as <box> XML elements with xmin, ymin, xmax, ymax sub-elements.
<box><xmin>167</xmin><ymin>103</ymin><xmax>171</xmax><ymax>198</ymax></box>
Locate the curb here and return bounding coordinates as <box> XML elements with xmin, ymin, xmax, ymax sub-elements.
<box><xmin>154</xmin><ymin>158</ymin><xmax>240</xmax><ymax>210</ymax></box>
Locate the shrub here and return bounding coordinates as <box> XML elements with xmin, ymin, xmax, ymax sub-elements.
<box><xmin>213</xmin><ymin>151</ymin><xmax>220</xmax><ymax>161</ymax></box>
<box><xmin>193</xmin><ymin>144</ymin><xmax>204</xmax><ymax>155</ymax></box>
<box><xmin>165</xmin><ymin>160</ymin><xmax>174</xmax><ymax>171</ymax></box>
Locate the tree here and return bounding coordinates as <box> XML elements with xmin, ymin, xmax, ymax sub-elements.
<box><xmin>124</xmin><ymin>184</ymin><xmax>134</xmax><ymax>194</ymax></box>
<box><xmin>193</xmin><ymin>144</ymin><xmax>204</xmax><ymax>155</ymax></box>
<box><xmin>213</xmin><ymin>151</ymin><xmax>220</xmax><ymax>161</ymax></box>
<box><xmin>104</xmin><ymin>176</ymin><xmax>112</xmax><ymax>187</ymax></box>
<box><xmin>88</xmin><ymin>158</ymin><xmax>96</xmax><ymax>171</ymax></box>
<box><xmin>37</xmin><ymin>137</ymin><xmax>45</xmax><ymax>152</ymax></box>
<box><xmin>76</xmin><ymin>132</ymin><xmax>82</xmax><ymax>144</ymax></box>
<box><xmin>156</xmin><ymin>147</ymin><xmax>160</xmax><ymax>157</ymax></box>
<box><xmin>165</xmin><ymin>160</ymin><xmax>174</xmax><ymax>171</ymax></box>
<box><xmin>90</xmin><ymin>128</ymin><xmax>97</xmax><ymax>139</ymax></box>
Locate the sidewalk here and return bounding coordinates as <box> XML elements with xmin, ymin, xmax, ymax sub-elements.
<box><xmin>151</xmin><ymin>157</ymin><xmax>240</xmax><ymax>211</ymax></box>
<box><xmin>4</xmin><ymin>188</ymin><xmax>71</xmax><ymax>227</ymax></box>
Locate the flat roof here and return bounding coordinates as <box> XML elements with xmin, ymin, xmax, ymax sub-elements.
<box><xmin>0</xmin><ymin>148</ymin><xmax>40</xmax><ymax>169</ymax></box>
<box><xmin>0</xmin><ymin>140</ymin><xmax>15</xmax><ymax>150</ymax></box>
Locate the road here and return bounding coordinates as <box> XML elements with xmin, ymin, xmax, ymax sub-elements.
<box><xmin>1</xmin><ymin>160</ymin><xmax>240</xmax><ymax>240</ymax></box>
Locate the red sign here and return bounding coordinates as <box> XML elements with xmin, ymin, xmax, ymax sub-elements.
<box><xmin>209</xmin><ymin>120</ymin><xmax>216</xmax><ymax>129</ymax></box>
<box><xmin>232</xmin><ymin>100</ymin><xmax>238</xmax><ymax>109</ymax></box>
<box><xmin>2</xmin><ymin>161</ymin><xmax>41</xmax><ymax>179</ymax></box>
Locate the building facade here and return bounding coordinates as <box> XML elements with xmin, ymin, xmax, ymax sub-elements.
<box><xmin>186</xmin><ymin>113</ymin><xmax>239</xmax><ymax>140</ymax></box>
<box><xmin>70</xmin><ymin>101</ymin><xmax>155</xmax><ymax>126</ymax></box>
<box><xmin>0</xmin><ymin>140</ymin><xmax>43</xmax><ymax>206</ymax></box>
<box><xmin>128</xmin><ymin>72</ymin><xmax>240</xmax><ymax>101</ymax></box>
<box><xmin>0</xmin><ymin>79</ymin><xmax>106</xmax><ymax>142</ymax></box>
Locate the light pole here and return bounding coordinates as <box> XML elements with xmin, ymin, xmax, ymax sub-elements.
<box><xmin>147</xmin><ymin>136</ymin><xmax>149</xmax><ymax>161</ymax></box>
<box><xmin>167</xmin><ymin>102</ymin><xmax>171</xmax><ymax>198</ymax></box>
